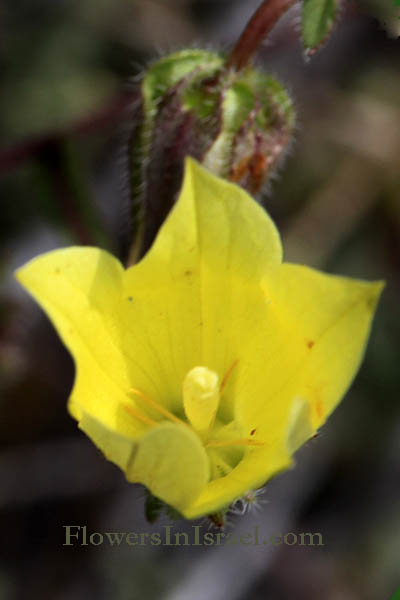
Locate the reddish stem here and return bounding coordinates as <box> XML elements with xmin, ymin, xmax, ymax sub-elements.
<box><xmin>227</xmin><ymin>0</ymin><xmax>298</xmax><ymax>71</ymax></box>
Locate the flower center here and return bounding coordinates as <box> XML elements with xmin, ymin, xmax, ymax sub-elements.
<box><xmin>124</xmin><ymin>360</ymin><xmax>264</xmax><ymax>481</ymax></box>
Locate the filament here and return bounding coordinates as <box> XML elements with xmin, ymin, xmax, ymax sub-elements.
<box><xmin>130</xmin><ymin>387</ymin><xmax>187</xmax><ymax>426</ymax></box>
<box><xmin>123</xmin><ymin>404</ymin><xmax>157</xmax><ymax>426</ymax></box>
<box><xmin>220</xmin><ymin>359</ymin><xmax>238</xmax><ymax>395</ymax></box>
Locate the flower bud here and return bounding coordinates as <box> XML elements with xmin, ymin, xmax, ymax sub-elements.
<box><xmin>127</xmin><ymin>49</ymin><xmax>295</xmax><ymax>260</ymax></box>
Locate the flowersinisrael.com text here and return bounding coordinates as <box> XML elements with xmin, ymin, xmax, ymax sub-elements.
<box><xmin>63</xmin><ymin>525</ymin><xmax>324</xmax><ymax>547</ymax></box>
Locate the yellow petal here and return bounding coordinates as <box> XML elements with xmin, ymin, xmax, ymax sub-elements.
<box><xmin>15</xmin><ymin>247</ymin><xmax>148</xmax><ymax>439</ymax></box>
<box><xmin>128</xmin><ymin>422</ymin><xmax>209</xmax><ymax>511</ymax></box>
<box><xmin>184</xmin><ymin>442</ymin><xmax>292</xmax><ymax>519</ymax></box>
<box><xmin>276</xmin><ymin>265</ymin><xmax>384</xmax><ymax>429</ymax></box>
<box><xmin>236</xmin><ymin>264</ymin><xmax>384</xmax><ymax>436</ymax></box>
<box><xmin>79</xmin><ymin>410</ymin><xmax>137</xmax><ymax>472</ymax></box>
<box><xmin>123</xmin><ymin>157</ymin><xmax>282</xmax><ymax>414</ymax></box>
<box><xmin>286</xmin><ymin>396</ymin><xmax>314</xmax><ymax>454</ymax></box>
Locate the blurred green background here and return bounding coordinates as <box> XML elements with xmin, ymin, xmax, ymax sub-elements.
<box><xmin>0</xmin><ymin>1</ymin><xmax>399</xmax><ymax>599</ymax></box>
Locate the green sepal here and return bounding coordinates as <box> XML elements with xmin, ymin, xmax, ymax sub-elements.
<box><xmin>207</xmin><ymin>507</ymin><xmax>230</xmax><ymax>529</ymax></box>
<box><xmin>145</xmin><ymin>491</ymin><xmax>184</xmax><ymax>523</ymax></box>
<box><xmin>145</xmin><ymin>492</ymin><xmax>164</xmax><ymax>524</ymax></box>
<box><xmin>302</xmin><ymin>0</ymin><xmax>338</xmax><ymax>52</ymax></box>
<box><xmin>165</xmin><ymin>504</ymin><xmax>184</xmax><ymax>522</ymax></box>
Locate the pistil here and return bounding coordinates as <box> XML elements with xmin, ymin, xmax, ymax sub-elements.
<box><xmin>183</xmin><ymin>366</ymin><xmax>220</xmax><ymax>437</ymax></box>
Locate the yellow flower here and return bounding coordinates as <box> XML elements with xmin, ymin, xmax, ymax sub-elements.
<box><xmin>16</xmin><ymin>159</ymin><xmax>383</xmax><ymax>519</ymax></box>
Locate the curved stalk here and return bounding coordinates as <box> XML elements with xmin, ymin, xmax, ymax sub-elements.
<box><xmin>227</xmin><ymin>0</ymin><xmax>298</xmax><ymax>71</ymax></box>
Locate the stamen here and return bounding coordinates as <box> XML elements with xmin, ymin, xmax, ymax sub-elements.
<box><xmin>220</xmin><ymin>359</ymin><xmax>239</xmax><ymax>395</ymax></box>
<box><xmin>205</xmin><ymin>438</ymin><xmax>264</xmax><ymax>448</ymax></box>
<box><xmin>130</xmin><ymin>388</ymin><xmax>187</xmax><ymax>426</ymax></box>
<box><xmin>123</xmin><ymin>404</ymin><xmax>157</xmax><ymax>426</ymax></box>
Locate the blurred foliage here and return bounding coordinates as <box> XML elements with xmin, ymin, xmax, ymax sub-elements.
<box><xmin>0</xmin><ymin>1</ymin><xmax>399</xmax><ymax>600</ymax></box>
<box><xmin>359</xmin><ymin>0</ymin><xmax>400</xmax><ymax>38</ymax></box>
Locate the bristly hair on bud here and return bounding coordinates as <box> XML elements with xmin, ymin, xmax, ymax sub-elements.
<box><xmin>122</xmin><ymin>0</ymin><xmax>343</xmax><ymax>265</ymax></box>
<box><xmin>124</xmin><ymin>4</ymin><xmax>304</xmax><ymax>264</ymax></box>
<box><xmin>230</xmin><ymin>488</ymin><xmax>268</xmax><ymax>516</ymax></box>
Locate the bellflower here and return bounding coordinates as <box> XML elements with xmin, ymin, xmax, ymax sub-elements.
<box><xmin>16</xmin><ymin>159</ymin><xmax>383</xmax><ymax>519</ymax></box>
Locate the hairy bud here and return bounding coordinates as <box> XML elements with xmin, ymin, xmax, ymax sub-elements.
<box><xmin>127</xmin><ymin>49</ymin><xmax>295</xmax><ymax>260</ymax></box>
